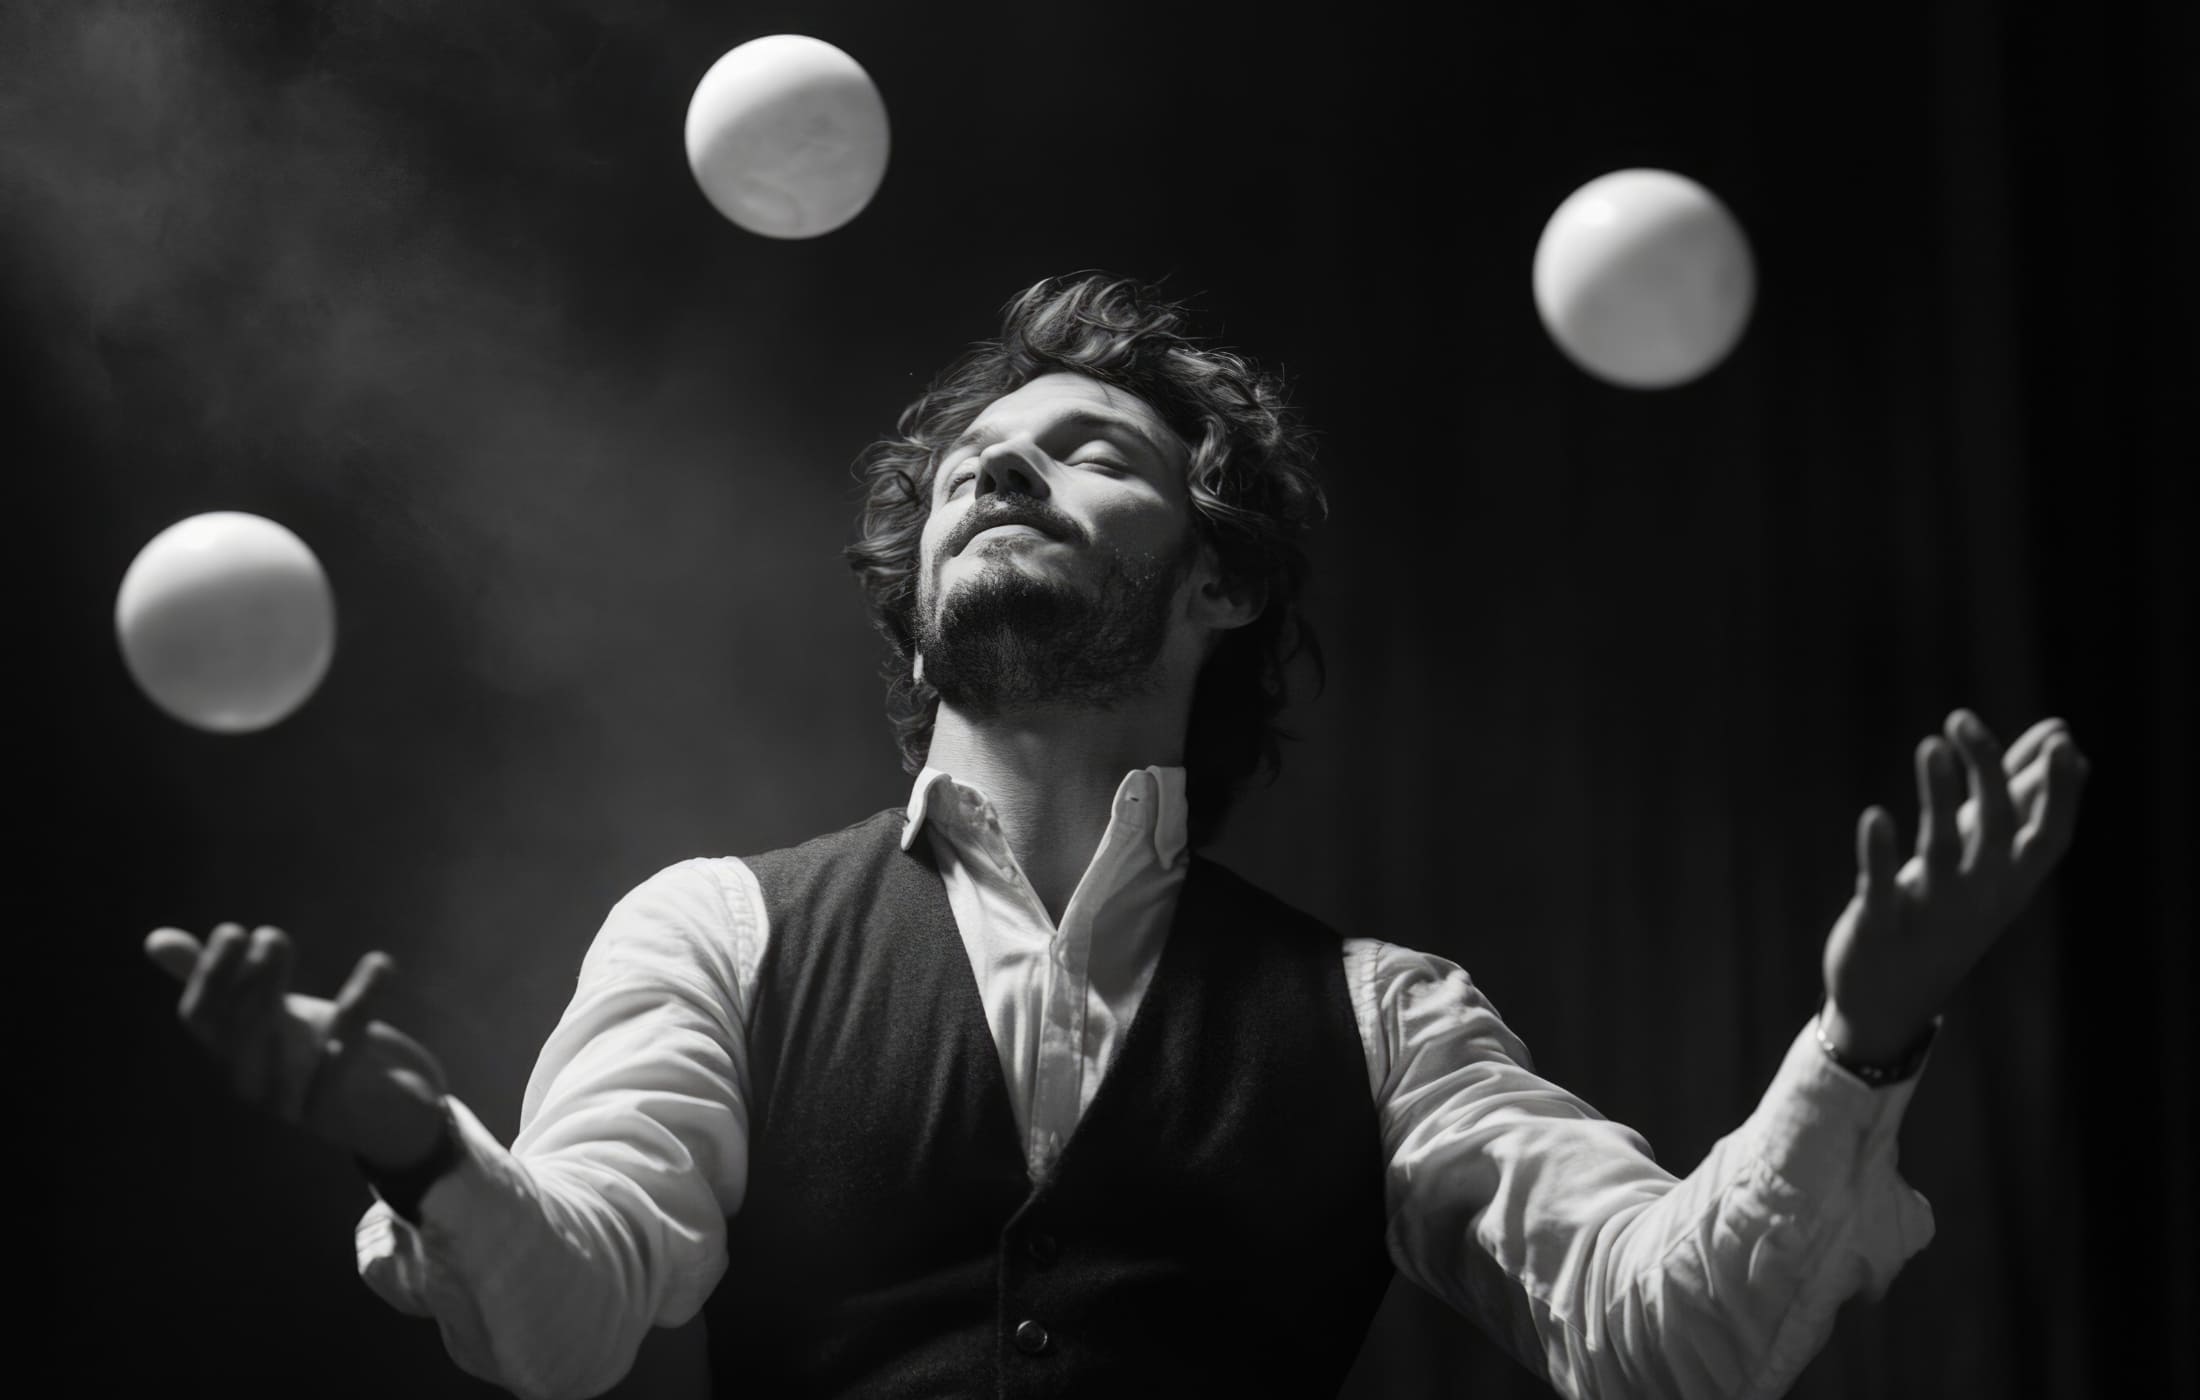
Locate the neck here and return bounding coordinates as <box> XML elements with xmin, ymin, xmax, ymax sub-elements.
<box><xmin>926</xmin><ymin>692</ymin><xmax>1188</xmax><ymax>923</ymax></box>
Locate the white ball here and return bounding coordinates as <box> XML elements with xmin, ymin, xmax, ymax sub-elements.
<box><xmin>1533</xmin><ymin>168</ymin><xmax>1756</xmax><ymax>389</ymax></box>
<box><xmin>684</xmin><ymin>34</ymin><xmax>890</xmax><ymax>240</ymax></box>
<box><xmin>114</xmin><ymin>512</ymin><xmax>336</xmax><ymax>734</ymax></box>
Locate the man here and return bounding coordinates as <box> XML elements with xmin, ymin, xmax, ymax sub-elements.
<box><xmin>148</xmin><ymin>273</ymin><xmax>2089</xmax><ymax>1399</ymax></box>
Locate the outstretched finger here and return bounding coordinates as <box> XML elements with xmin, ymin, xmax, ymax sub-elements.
<box><xmin>177</xmin><ymin>924</ymin><xmax>252</xmax><ymax>1046</ymax></box>
<box><xmin>1946</xmin><ymin>711</ymin><xmax>2016</xmax><ymax>869</ymax></box>
<box><xmin>1953</xmin><ymin>718</ymin><xmax>2068</xmax><ymax>848</ymax></box>
<box><xmin>1916</xmin><ymin>737</ymin><xmax>1964</xmax><ymax>876</ymax></box>
<box><xmin>225</xmin><ymin>928</ymin><xmax>295</xmax><ymax>1103</ymax></box>
<box><xmin>2005</xmin><ymin>745</ymin><xmax>2054</xmax><ymax>819</ymax></box>
<box><xmin>2002</xmin><ymin>717</ymin><xmax>2069</xmax><ymax>776</ymax></box>
<box><xmin>2013</xmin><ymin>734</ymin><xmax>2089</xmax><ymax>896</ymax></box>
<box><xmin>145</xmin><ymin>928</ymin><xmax>204</xmax><ymax>984</ymax></box>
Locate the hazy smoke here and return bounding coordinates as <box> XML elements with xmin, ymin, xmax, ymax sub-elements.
<box><xmin>3</xmin><ymin>0</ymin><xmax>785</xmax><ymax>698</ymax></box>
<box><xmin>5</xmin><ymin>0</ymin><xmax>888</xmax><ymax>1080</ymax></box>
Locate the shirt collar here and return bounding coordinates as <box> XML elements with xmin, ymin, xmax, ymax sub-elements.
<box><xmin>901</xmin><ymin>764</ymin><xmax>1190</xmax><ymax>870</ymax></box>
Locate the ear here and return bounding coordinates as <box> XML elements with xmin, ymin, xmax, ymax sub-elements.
<box><xmin>1188</xmin><ymin>565</ymin><xmax>1267</xmax><ymax>633</ymax></box>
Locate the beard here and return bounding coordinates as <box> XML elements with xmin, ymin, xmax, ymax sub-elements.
<box><xmin>915</xmin><ymin>534</ymin><xmax>1196</xmax><ymax>716</ymax></box>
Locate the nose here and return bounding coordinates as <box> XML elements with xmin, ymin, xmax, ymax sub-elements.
<box><xmin>971</xmin><ymin>441</ymin><xmax>1048</xmax><ymax>500</ymax></box>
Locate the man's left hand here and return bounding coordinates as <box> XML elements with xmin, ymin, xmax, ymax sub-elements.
<box><xmin>1820</xmin><ymin>710</ymin><xmax>2090</xmax><ymax>1065</ymax></box>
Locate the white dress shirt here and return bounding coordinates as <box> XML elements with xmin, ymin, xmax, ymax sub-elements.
<box><xmin>356</xmin><ymin>765</ymin><xmax>1936</xmax><ymax>1400</ymax></box>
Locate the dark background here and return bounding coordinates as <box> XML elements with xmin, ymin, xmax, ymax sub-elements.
<box><xmin>12</xmin><ymin>0</ymin><xmax>2191</xmax><ymax>1395</ymax></box>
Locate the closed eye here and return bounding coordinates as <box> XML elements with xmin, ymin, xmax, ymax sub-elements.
<box><xmin>1068</xmin><ymin>443</ymin><xmax>1130</xmax><ymax>472</ymax></box>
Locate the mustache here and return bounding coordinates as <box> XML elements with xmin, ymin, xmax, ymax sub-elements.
<box><xmin>947</xmin><ymin>500</ymin><xmax>1084</xmax><ymax>557</ymax></box>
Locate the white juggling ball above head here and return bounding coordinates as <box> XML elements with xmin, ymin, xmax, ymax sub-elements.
<box><xmin>1533</xmin><ymin>168</ymin><xmax>1757</xmax><ymax>389</ymax></box>
<box><xmin>684</xmin><ymin>34</ymin><xmax>890</xmax><ymax>240</ymax></box>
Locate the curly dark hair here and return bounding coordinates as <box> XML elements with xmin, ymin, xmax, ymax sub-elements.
<box><xmin>844</xmin><ymin>273</ymin><xmax>1327</xmax><ymax>849</ymax></box>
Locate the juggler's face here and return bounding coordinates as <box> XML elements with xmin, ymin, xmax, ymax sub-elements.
<box><xmin>914</xmin><ymin>373</ymin><xmax>1212</xmax><ymax>713</ymax></box>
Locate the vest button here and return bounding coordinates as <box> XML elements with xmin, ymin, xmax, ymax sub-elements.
<box><xmin>1014</xmin><ymin>1319</ymin><xmax>1051</xmax><ymax>1355</ymax></box>
<box><xmin>1026</xmin><ymin>1231</ymin><xmax>1059</xmax><ymax>1266</ymax></box>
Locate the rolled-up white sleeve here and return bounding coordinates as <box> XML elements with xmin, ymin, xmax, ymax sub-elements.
<box><xmin>354</xmin><ymin>857</ymin><xmax>766</xmax><ymax>1400</ymax></box>
<box><xmin>1349</xmin><ymin>938</ymin><xmax>1936</xmax><ymax>1400</ymax></box>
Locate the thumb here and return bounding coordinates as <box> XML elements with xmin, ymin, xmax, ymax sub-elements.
<box><xmin>144</xmin><ymin>928</ymin><xmax>202</xmax><ymax>984</ymax></box>
<box><xmin>1856</xmin><ymin>807</ymin><xmax>1898</xmax><ymax>912</ymax></box>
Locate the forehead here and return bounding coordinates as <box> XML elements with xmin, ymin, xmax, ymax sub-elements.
<box><xmin>950</xmin><ymin>373</ymin><xmax>1187</xmax><ymax>463</ymax></box>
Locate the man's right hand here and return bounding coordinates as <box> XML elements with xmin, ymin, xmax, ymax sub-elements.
<box><xmin>145</xmin><ymin>924</ymin><xmax>453</xmax><ymax>1172</ymax></box>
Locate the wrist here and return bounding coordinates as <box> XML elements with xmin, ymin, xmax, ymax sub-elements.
<box><xmin>356</xmin><ymin>1097</ymin><xmax>461</xmax><ymax>1223</ymax></box>
<box><xmin>1817</xmin><ymin>1002</ymin><xmax>1939</xmax><ymax>1087</ymax></box>
<box><xmin>1820</xmin><ymin>1003</ymin><xmax>1915</xmax><ymax>1065</ymax></box>
<box><xmin>359</xmin><ymin>1097</ymin><xmax>449</xmax><ymax>1174</ymax></box>
<box><xmin>351</xmin><ymin>1065</ymin><xmax>450</xmax><ymax>1172</ymax></box>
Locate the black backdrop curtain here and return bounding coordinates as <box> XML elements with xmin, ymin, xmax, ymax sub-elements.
<box><xmin>15</xmin><ymin>0</ymin><xmax>2190</xmax><ymax>1396</ymax></box>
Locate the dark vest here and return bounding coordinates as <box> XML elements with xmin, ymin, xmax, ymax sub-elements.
<box><xmin>704</xmin><ymin>810</ymin><xmax>1393</xmax><ymax>1397</ymax></box>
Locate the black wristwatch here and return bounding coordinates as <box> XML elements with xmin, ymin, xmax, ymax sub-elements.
<box><xmin>355</xmin><ymin>1102</ymin><xmax>463</xmax><ymax>1224</ymax></box>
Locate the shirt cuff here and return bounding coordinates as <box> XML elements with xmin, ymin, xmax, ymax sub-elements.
<box><xmin>1750</xmin><ymin>1017</ymin><xmax>1937</xmax><ymax>1302</ymax></box>
<box><xmin>355</xmin><ymin>1097</ymin><xmax>506</xmax><ymax>1292</ymax></box>
<box><xmin>1757</xmin><ymin>1017</ymin><xmax>1927</xmax><ymax>1191</ymax></box>
<box><xmin>406</xmin><ymin>1096</ymin><xmax>510</xmax><ymax>1233</ymax></box>
<box><xmin>352</xmin><ymin>1096</ymin><xmax>516</xmax><ymax>1385</ymax></box>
